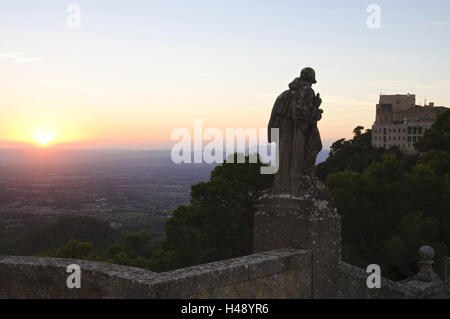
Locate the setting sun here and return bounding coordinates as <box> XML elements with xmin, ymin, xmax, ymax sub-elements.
<box><xmin>33</xmin><ymin>131</ymin><xmax>55</xmax><ymax>146</ymax></box>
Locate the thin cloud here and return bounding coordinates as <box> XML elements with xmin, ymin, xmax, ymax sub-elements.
<box><xmin>0</xmin><ymin>52</ymin><xmax>44</xmax><ymax>64</ymax></box>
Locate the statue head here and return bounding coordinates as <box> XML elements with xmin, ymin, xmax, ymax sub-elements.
<box><xmin>299</xmin><ymin>67</ymin><xmax>317</xmax><ymax>84</ymax></box>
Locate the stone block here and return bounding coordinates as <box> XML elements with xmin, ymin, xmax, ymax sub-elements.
<box><xmin>254</xmin><ymin>193</ymin><xmax>341</xmax><ymax>299</ymax></box>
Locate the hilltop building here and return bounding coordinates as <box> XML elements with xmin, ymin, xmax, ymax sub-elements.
<box><xmin>371</xmin><ymin>94</ymin><xmax>448</xmax><ymax>154</ymax></box>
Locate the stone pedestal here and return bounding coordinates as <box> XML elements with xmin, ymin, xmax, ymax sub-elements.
<box><xmin>254</xmin><ymin>180</ymin><xmax>341</xmax><ymax>299</ymax></box>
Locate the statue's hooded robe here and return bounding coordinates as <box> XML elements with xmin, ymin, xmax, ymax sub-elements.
<box><xmin>268</xmin><ymin>78</ymin><xmax>323</xmax><ymax>196</ymax></box>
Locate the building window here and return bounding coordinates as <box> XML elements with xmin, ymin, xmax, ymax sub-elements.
<box><xmin>413</xmin><ymin>127</ymin><xmax>417</xmax><ymax>134</ymax></box>
<box><xmin>408</xmin><ymin>127</ymin><xmax>412</xmax><ymax>134</ymax></box>
<box><xmin>418</xmin><ymin>127</ymin><xmax>423</xmax><ymax>135</ymax></box>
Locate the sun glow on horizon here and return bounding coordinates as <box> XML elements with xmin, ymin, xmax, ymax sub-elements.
<box><xmin>32</xmin><ymin>130</ymin><xmax>56</xmax><ymax>146</ymax></box>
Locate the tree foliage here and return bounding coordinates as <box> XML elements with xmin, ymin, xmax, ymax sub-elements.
<box><xmin>415</xmin><ymin>109</ymin><xmax>450</xmax><ymax>153</ymax></box>
<box><xmin>39</xmin><ymin>239</ymin><xmax>99</xmax><ymax>261</ymax></box>
<box><xmin>39</xmin><ymin>230</ymin><xmax>155</xmax><ymax>269</ymax></box>
<box><xmin>2</xmin><ymin>217</ymin><xmax>122</xmax><ymax>256</ymax></box>
<box><xmin>324</xmin><ymin>118</ymin><xmax>450</xmax><ymax>280</ymax></box>
<box><xmin>106</xmin><ymin>230</ymin><xmax>153</xmax><ymax>268</ymax></box>
<box><xmin>316</xmin><ymin>126</ymin><xmax>418</xmax><ymax>182</ymax></box>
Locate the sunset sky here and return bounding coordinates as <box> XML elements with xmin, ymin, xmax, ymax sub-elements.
<box><xmin>1</xmin><ymin>0</ymin><xmax>450</xmax><ymax>149</ymax></box>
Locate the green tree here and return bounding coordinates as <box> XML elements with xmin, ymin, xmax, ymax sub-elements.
<box><xmin>325</xmin><ymin>117</ymin><xmax>450</xmax><ymax>280</ymax></box>
<box><xmin>415</xmin><ymin>109</ymin><xmax>450</xmax><ymax>153</ymax></box>
<box><xmin>39</xmin><ymin>239</ymin><xmax>99</xmax><ymax>260</ymax></box>
<box><xmin>122</xmin><ymin>230</ymin><xmax>153</xmax><ymax>259</ymax></box>
<box><xmin>326</xmin><ymin>153</ymin><xmax>409</xmax><ymax>269</ymax></box>
<box><xmin>315</xmin><ymin>126</ymin><xmax>414</xmax><ymax>181</ymax></box>
<box><xmin>384</xmin><ymin>212</ymin><xmax>446</xmax><ymax>278</ymax></box>
<box><xmin>108</xmin><ymin>252</ymin><xmax>150</xmax><ymax>269</ymax></box>
<box><xmin>106</xmin><ymin>231</ymin><xmax>153</xmax><ymax>269</ymax></box>
<box><xmin>3</xmin><ymin>216</ymin><xmax>122</xmax><ymax>256</ymax></box>
<box><xmin>353</xmin><ymin>126</ymin><xmax>365</xmax><ymax>136</ymax></box>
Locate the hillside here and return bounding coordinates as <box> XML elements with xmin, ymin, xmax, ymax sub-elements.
<box><xmin>0</xmin><ymin>216</ymin><xmax>122</xmax><ymax>256</ymax></box>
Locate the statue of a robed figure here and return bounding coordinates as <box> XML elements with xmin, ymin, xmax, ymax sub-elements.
<box><xmin>255</xmin><ymin>68</ymin><xmax>341</xmax><ymax>298</ymax></box>
<box><xmin>268</xmin><ymin>67</ymin><xmax>324</xmax><ymax>197</ymax></box>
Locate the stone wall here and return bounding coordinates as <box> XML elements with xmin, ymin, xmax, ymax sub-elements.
<box><xmin>0</xmin><ymin>248</ymin><xmax>312</xmax><ymax>299</ymax></box>
<box><xmin>338</xmin><ymin>262</ymin><xmax>415</xmax><ymax>299</ymax></box>
<box><xmin>444</xmin><ymin>258</ymin><xmax>450</xmax><ymax>281</ymax></box>
<box><xmin>338</xmin><ymin>262</ymin><xmax>450</xmax><ymax>299</ymax></box>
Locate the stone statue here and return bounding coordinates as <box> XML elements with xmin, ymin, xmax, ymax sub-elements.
<box><xmin>268</xmin><ymin>67</ymin><xmax>323</xmax><ymax>197</ymax></box>
<box><xmin>257</xmin><ymin>69</ymin><xmax>341</xmax><ymax>298</ymax></box>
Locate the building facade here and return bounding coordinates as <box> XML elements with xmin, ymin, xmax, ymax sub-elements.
<box><xmin>371</xmin><ymin>94</ymin><xmax>448</xmax><ymax>154</ymax></box>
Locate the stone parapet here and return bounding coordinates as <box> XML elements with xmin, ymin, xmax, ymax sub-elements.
<box><xmin>0</xmin><ymin>248</ymin><xmax>312</xmax><ymax>299</ymax></box>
